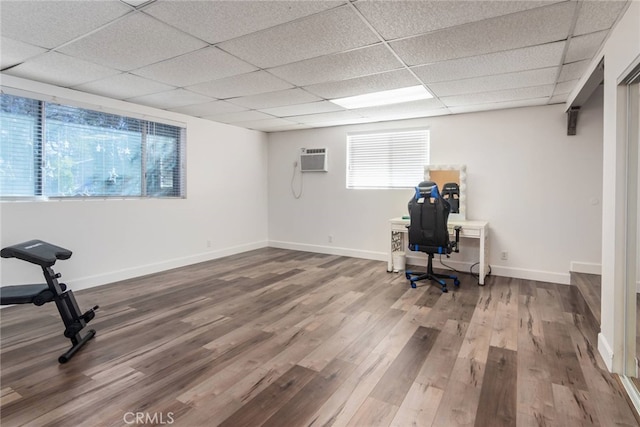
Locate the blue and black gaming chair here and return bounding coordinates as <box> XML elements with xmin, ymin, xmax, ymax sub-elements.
<box><xmin>405</xmin><ymin>181</ymin><xmax>461</xmax><ymax>292</ymax></box>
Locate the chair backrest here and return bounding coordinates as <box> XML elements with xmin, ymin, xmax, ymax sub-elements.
<box><xmin>441</xmin><ymin>182</ymin><xmax>460</xmax><ymax>213</ymax></box>
<box><xmin>407</xmin><ymin>181</ymin><xmax>451</xmax><ymax>254</ymax></box>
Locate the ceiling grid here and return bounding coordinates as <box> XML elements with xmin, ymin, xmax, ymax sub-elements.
<box><xmin>0</xmin><ymin>0</ymin><xmax>630</xmax><ymax>132</ymax></box>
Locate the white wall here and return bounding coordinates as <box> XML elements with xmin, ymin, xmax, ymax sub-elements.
<box><xmin>0</xmin><ymin>76</ymin><xmax>269</xmax><ymax>290</ymax></box>
<box><xmin>267</xmin><ymin>93</ymin><xmax>603</xmax><ymax>284</ymax></box>
<box><xmin>572</xmin><ymin>1</ymin><xmax>640</xmax><ymax>373</ymax></box>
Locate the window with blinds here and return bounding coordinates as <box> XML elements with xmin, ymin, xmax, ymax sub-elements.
<box><xmin>0</xmin><ymin>93</ymin><xmax>185</xmax><ymax>199</ymax></box>
<box><xmin>346</xmin><ymin>128</ymin><xmax>430</xmax><ymax>189</ymax></box>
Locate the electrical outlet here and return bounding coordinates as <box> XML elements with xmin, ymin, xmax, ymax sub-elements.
<box><xmin>207</xmin><ymin>240</ymin><xmax>211</xmax><ymax>248</ymax></box>
<box><xmin>328</xmin><ymin>235</ymin><xmax>333</xmax><ymax>243</ymax></box>
<box><xmin>500</xmin><ymin>251</ymin><xmax>508</xmax><ymax>260</ymax></box>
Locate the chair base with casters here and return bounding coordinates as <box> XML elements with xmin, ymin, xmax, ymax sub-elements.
<box><xmin>405</xmin><ymin>253</ymin><xmax>460</xmax><ymax>292</ymax></box>
<box><xmin>0</xmin><ymin>240</ymin><xmax>98</xmax><ymax>363</ymax></box>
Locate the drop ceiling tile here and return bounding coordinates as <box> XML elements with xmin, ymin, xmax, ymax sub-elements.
<box><xmin>294</xmin><ymin>117</ymin><xmax>374</xmax><ymax>128</ymax></box>
<box><xmin>73</xmin><ymin>73</ymin><xmax>175</xmax><ymax>99</ymax></box>
<box><xmin>553</xmin><ymin>79</ymin><xmax>579</xmax><ymax>96</ymax></box>
<box><xmin>558</xmin><ymin>60</ymin><xmax>590</xmax><ymax>82</ymax></box>
<box><xmin>227</xmin><ymin>88</ymin><xmax>322</xmax><ymax>110</ymax></box>
<box><xmin>355</xmin><ymin>108</ymin><xmax>450</xmax><ymax>123</ymax></box>
<box><xmin>186</xmin><ymin>71</ymin><xmax>293</xmax><ymax>99</ymax></box>
<box><xmin>218</xmin><ymin>5</ymin><xmax>379</xmax><ymax>68</ymax></box>
<box><xmin>132</xmin><ymin>47</ymin><xmax>257</xmax><ymax>87</ymax></box>
<box><xmin>441</xmin><ymin>85</ymin><xmax>554</xmax><ymax>107</ymax></box>
<box><xmin>58</xmin><ymin>13</ymin><xmax>207</xmax><ymax>71</ymax></box>
<box><xmin>126</xmin><ymin>89</ymin><xmax>215</xmax><ymax>109</ymax></box>
<box><xmin>205</xmin><ymin>110</ymin><xmax>274</xmax><ymax>124</ymax></box>
<box><xmin>303</xmin><ymin>69</ymin><xmax>421</xmax><ymax>99</ymax></box>
<box><xmin>144</xmin><ymin>1</ymin><xmax>344</xmax><ymax>44</ymax></box>
<box><xmin>233</xmin><ymin>117</ymin><xmax>299</xmax><ymax>131</ymax></box>
<box><xmin>121</xmin><ymin>0</ymin><xmax>150</xmax><ymax>6</ymax></box>
<box><xmin>0</xmin><ymin>1</ymin><xmax>131</xmax><ymax>49</ymax></box>
<box><xmin>428</xmin><ymin>67</ymin><xmax>558</xmax><ymax>97</ymax></box>
<box><xmin>269</xmin><ymin>44</ymin><xmax>403</xmax><ymax>87</ymax></box>
<box><xmin>565</xmin><ymin>31</ymin><xmax>608</xmax><ymax>63</ymax></box>
<box><xmin>3</xmin><ymin>51</ymin><xmax>120</xmax><ymax>87</ymax></box>
<box><xmin>573</xmin><ymin>0</ymin><xmax>629</xmax><ymax>36</ymax></box>
<box><xmin>261</xmin><ymin>101</ymin><xmax>344</xmax><ymax>117</ymax></box>
<box><xmin>390</xmin><ymin>1</ymin><xmax>575</xmax><ymax>66</ymax></box>
<box><xmin>412</xmin><ymin>42</ymin><xmax>565</xmax><ymax>84</ymax></box>
<box><xmin>355</xmin><ymin>0</ymin><xmax>562</xmax><ymax>40</ymax></box>
<box><xmin>353</xmin><ymin>98</ymin><xmax>446</xmax><ymax>118</ymax></box>
<box><xmin>0</xmin><ymin>37</ymin><xmax>47</xmax><ymax>69</ymax></box>
<box><xmin>260</xmin><ymin>123</ymin><xmax>314</xmax><ymax>133</ymax></box>
<box><xmin>448</xmin><ymin>97</ymin><xmax>549</xmax><ymax>114</ymax></box>
<box><xmin>169</xmin><ymin>100</ymin><xmax>247</xmax><ymax>117</ymax></box>
<box><xmin>287</xmin><ymin>110</ymin><xmax>365</xmax><ymax>124</ymax></box>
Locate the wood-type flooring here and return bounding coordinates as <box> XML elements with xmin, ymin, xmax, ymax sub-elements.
<box><xmin>0</xmin><ymin>248</ymin><xmax>637</xmax><ymax>426</ymax></box>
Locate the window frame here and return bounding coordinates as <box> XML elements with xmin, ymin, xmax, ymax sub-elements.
<box><xmin>346</xmin><ymin>127</ymin><xmax>431</xmax><ymax>190</ymax></box>
<box><xmin>0</xmin><ymin>91</ymin><xmax>186</xmax><ymax>201</ymax></box>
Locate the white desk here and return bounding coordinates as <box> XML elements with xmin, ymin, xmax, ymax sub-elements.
<box><xmin>388</xmin><ymin>217</ymin><xmax>490</xmax><ymax>285</ymax></box>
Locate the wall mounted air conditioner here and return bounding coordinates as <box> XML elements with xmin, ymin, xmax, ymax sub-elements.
<box><xmin>300</xmin><ymin>148</ymin><xmax>328</xmax><ymax>172</ymax></box>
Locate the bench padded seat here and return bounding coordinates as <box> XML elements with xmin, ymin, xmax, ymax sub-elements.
<box><xmin>1</xmin><ymin>284</ymin><xmax>52</xmax><ymax>305</ymax></box>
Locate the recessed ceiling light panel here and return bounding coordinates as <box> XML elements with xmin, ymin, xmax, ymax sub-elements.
<box><xmin>330</xmin><ymin>85</ymin><xmax>433</xmax><ymax>109</ymax></box>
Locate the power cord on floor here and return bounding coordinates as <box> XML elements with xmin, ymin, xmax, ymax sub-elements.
<box><xmin>470</xmin><ymin>261</ymin><xmax>491</xmax><ymax>286</ymax></box>
<box><xmin>437</xmin><ymin>255</ymin><xmax>491</xmax><ymax>286</ymax></box>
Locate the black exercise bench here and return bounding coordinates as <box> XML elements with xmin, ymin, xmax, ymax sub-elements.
<box><xmin>1</xmin><ymin>240</ymin><xmax>98</xmax><ymax>363</ymax></box>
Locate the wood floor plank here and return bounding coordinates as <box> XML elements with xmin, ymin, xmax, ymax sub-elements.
<box><xmin>415</xmin><ymin>319</ymin><xmax>469</xmax><ymax>390</ymax></box>
<box><xmin>0</xmin><ymin>248</ymin><xmax>636</xmax><ymax>427</ymax></box>
<box><xmin>262</xmin><ymin>358</ymin><xmax>357</xmax><ymax>427</ymax></box>
<box><xmin>217</xmin><ymin>364</ymin><xmax>317</xmax><ymax>427</ymax></box>
<box><xmin>345</xmin><ymin>396</ymin><xmax>398</xmax><ymax>427</ymax></box>
<box><xmin>474</xmin><ymin>346</ymin><xmax>517</xmax><ymax>427</ymax></box>
<box><xmin>389</xmin><ymin>383</ymin><xmax>444</xmax><ymax>427</ymax></box>
<box><xmin>542</xmin><ymin>320</ymin><xmax>588</xmax><ymax>391</ymax></box>
<box><xmin>552</xmin><ymin>383</ymin><xmax>599</xmax><ymax>426</ymax></box>
<box><xmin>298</xmin><ymin>310</ymin><xmax>372</xmax><ymax>372</ymax></box>
<box><xmin>369</xmin><ymin>326</ymin><xmax>440</xmax><ymax>406</ymax></box>
<box><xmin>490</xmin><ymin>277</ymin><xmax>519</xmax><ymax>351</ymax></box>
<box><xmin>309</xmin><ymin>352</ymin><xmax>395</xmax><ymax>427</ymax></box>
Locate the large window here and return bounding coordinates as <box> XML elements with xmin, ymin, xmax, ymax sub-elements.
<box><xmin>0</xmin><ymin>93</ymin><xmax>185</xmax><ymax>198</ymax></box>
<box><xmin>346</xmin><ymin>128</ymin><xmax>430</xmax><ymax>189</ymax></box>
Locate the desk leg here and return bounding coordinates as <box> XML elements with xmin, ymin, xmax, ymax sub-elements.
<box><xmin>479</xmin><ymin>228</ymin><xmax>487</xmax><ymax>285</ymax></box>
<box><xmin>388</xmin><ymin>226</ymin><xmax>394</xmax><ymax>272</ymax></box>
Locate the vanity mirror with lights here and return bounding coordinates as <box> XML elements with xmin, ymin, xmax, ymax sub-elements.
<box><xmin>424</xmin><ymin>164</ymin><xmax>467</xmax><ymax>221</ymax></box>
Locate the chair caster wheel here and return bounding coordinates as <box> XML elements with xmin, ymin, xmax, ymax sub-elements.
<box><xmin>454</xmin><ymin>279</ymin><xmax>460</xmax><ymax>287</ymax></box>
<box><xmin>441</xmin><ymin>287</ymin><xmax>448</xmax><ymax>293</ymax></box>
<box><xmin>411</xmin><ymin>282</ymin><xmax>417</xmax><ymax>289</ymax></box>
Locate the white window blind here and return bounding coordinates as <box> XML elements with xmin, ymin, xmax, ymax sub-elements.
<box><xmin>347</xmin><ymin>129</ymin><xmax>430</xmax><ymax>189</ymax></box>
<box><xmin>0</xmin><ymin>93</ymin><xmax>185</xmax><ymax>198</ymax></box>
<box><xmin>0</xmin><ymin>95</ymin><xmax>41</xmax><ymax>196</ymax></box>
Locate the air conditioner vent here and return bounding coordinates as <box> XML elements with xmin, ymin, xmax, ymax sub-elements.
<box><xmin>300</xmin><ymin>148</ymin><xmax>328</xmax><ymax>172</ymax></box>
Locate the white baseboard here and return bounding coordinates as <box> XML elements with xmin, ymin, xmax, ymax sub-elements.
<box><xmin>39</xmin><ymin>240</ymin><xmax>583</xmax><ymax>295</ymax></box>
<box><xmin>488</xmin><ymin>265</ymin><xmax>571</xmax><ymax>285</ymax></box>
<box><xmin>268</xmin><ymin>240</ymin><xmax>387</xmax><ymax>261</ymax></box>
<box><xmin>270</xmin><ymin>241</ymin><xmax>573</xmax><ymax>285</ymax></box>
<box><xmin>598</xmin><ymin>332</ymin><xmax>614</xmax><ymax>372</ymax></box>
<box><xmin>69</xmin><ymin>240</ymin><xmax>269</xmax><ymax>292</ymax></box>
<box><xmin>570</xmin><ymin>261</ymin><xmax>602</xmax><ymax>275</ymax></box>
